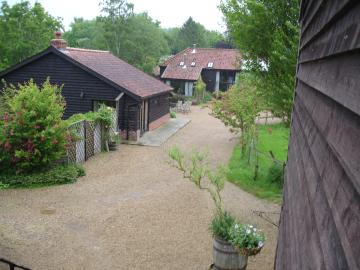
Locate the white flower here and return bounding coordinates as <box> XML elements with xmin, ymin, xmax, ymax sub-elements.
<box><xmin>234</xmin><ymin>224</ymin><xmax>239</xmax><ymax>229</ymax></box>
<box><xmin>253</xmin><ymin>228</ymin><xmax>257</xmax><ymax>232</ymax></box>
<box><xmin>249</xmin><ymin>225</ymin><xmax>253</xmax><ymax>228</ymax></box>
<box><xmin>258</xmin><ymin>241</ymin><xmax>264</xmax><ymax>247</ymax></box>
<box><xmin>246</xmin><ymin>229</ymin><xmax>251</xmax><ymax>234</ymax></box>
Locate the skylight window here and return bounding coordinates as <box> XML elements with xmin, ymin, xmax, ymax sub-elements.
<box><xmin>191</xmin><ymin>61</ymin><xmax>196</xmax><ymax>67</ymax></box>
<box><xmin>207</xmin><ymin>62</ymin><xmax>214</xmax><ymax>68</ymax></box>
<box><xmin>180</xmin><ymin>61</ymin><xmax>184</xmax><ymax>66</ymax></box>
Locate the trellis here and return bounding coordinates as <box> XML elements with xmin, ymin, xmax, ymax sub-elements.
<box><xmin>66</xmin><ymin>120</ymin><xmax>103</xmax><ymax>164</ymax></box>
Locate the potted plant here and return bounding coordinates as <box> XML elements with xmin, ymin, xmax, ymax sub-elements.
<box><xmin>108</xmin><ymin>133</ymin><xmax>120</xmax><ymax>151</ymax></box>
<box><xmin>229</xmin><ymin>223</ymin><xmax>265</xmax><ymax>257</ymax></box>
<box><xmin>168</xmin><ymin>147</ymin><xmax>265</xmax><ymax>270</ymax></box>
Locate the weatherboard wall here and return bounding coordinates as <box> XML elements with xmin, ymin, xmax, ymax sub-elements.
<box><xmin>148</xmin><ymin>93</ymin><xmax>170</xmax><ymax>124</ymax></box>
<box><xmin>275</xmin><ymin>1</ymin><xmax>360</xmax><ymax>269</ymax></box>
<box><xmin>0</xmin><ymin>52</ymin><xmax>121</xmax><ymax>118</ymax></box>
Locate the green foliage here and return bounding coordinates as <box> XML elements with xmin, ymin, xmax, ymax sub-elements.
<box><xmin>0</xmin><ymin>164</ymin><xmax>85</xmax><ymax>188</ymax></box>
<box><xmin>212</xmin><ymin>73</ymin><xmax>261</xmax><ymax>155</ymax></box>
<box><xmin>95</xmin><ymin>0</ymin><xmax>170</xmax><ymax>73</ymax></box>
<box><xmin>164</xmin><ymin>17</ymin><xmax>225</xmax><ymax>54</ymax></box>
<box><xmin>177</xmin><ymin>17</ymin><xmax>207</xmax><ymax>50</ymax></box>
<box><xmin>194</xmin><ymin>78</ymin><xmax>206</xmax><ymax>103</ymax></box>
<box><xmin>96</xmin><ymin>104</ymin><xmax>113</xmax><ymax>128</ymax></box>
<box><xmin>0</xmin><ymin>1</ymin><xmax>63</xmax><ymax>70</ymax></box>
<box><xmin>0</xmin><ymin>80</ymin><xmax>69</xmax><ymax>174</ymax></box>
<box><xmin>227</xmin><ymin>124</ymin><xmax>289</xmax><ymax>202</ymax></box>
<box><xmin>168</xmin><ymin>146</ymin><xmax>226</xmax><ymax>213</ymax></box>
<box><xmin>0</xmin><ymin>182</ymin><xmax>9</xmax><ymax>189</ymax></box>
<box><xmin>203</xmin><ymin>92</ymin><xmax>213</xmax><ymax>103</ymax></box>
<box><xmin>68</xmin><ymin>104</ymin><xmax>113</xmax><ymax>128</ymax></box>
<box><xmin>210</xmin><ymin>211</ymin><xmax>236</xmax><ymax>241</ymax></box>
<box><xmin>267</xmin><ymin>162</ymin><xmax>284</xmax><ymax>186</ymax></box>
<box><xmin>170</xmin><ymin>111</ymin><xmax>176</xmax><ymax>118</ymax></box>
<box><xmin>169</xmin><ymin>146</ymin><xmax>266</xmax><ymax>251</ymax></box>
<box><xmin>63</xmin><ymin>18</ymin><xmax>107</xmax><ymax>50</ymax></box>
<box><xmin>220</xmin><ymin>0</ymin><xmax>299</xmax><ymax>123</ymax></box>
<box><xmin>229</xmin><ymin>223</ymin><xmax>265</xmax><ymax>250</ymax></box>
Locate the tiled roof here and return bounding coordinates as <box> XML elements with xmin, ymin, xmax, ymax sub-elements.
<box><xmin>160</xmin><ymin>48</ymin><xmax>241</xmax><ymax>81</ymax></box>
<box><xmin>61</xmin><ymin>47</ymin><xmax>172</xmax><ymax>98</ymax></box>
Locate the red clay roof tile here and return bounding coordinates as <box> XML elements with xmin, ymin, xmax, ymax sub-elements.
<box><xmin>61</xmin><ymin>47</ymin><xmax>172</xmax><ymax>98</ymax></box>
<box><xmin>161</xmin><ymin>48</ymin><xmax>241</xmax><ymax>81</ymax></box>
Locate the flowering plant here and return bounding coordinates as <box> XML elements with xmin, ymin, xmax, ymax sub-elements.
<box><xmin>0</xmin><ymin>80</ymin><xmax>68</xmax><ymax>173</ymax></box>
<box><xmin>229</xmin><ymin>223</ymin><xmax>265</xmax><ymax>252</ymax></box>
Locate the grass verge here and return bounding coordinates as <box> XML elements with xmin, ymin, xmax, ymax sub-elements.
<box><xmin>0</xmin><ymin>164</ymin><xmax>85</xmax><ymax>189</ymax></box>
<box><xmin>227</xmin><ymin>123</ymin><xmax>290</xmax><ymax>203</ymax></box>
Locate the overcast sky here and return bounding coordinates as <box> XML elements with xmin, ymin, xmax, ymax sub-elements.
<box><xmin>8</xmin><ymin>0</ymin><xmax>226</xmax><ymax>32</ymax></box>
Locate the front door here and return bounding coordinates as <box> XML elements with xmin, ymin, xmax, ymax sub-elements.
<box><xmin>140</xmin><ymin>100</ymin><xmax>149</xmax><ymax>136</ymax></box>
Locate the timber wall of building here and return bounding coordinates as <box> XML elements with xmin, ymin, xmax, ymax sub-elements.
<box><xmin>0</xmin><ymin>52</ymin><xmax>121</xmax><ymax>119</ymax></box>
<box><xmin>275</xmin><ymin>1</ymin><xmax>360</xmax><ymax>269</ymax></box>
<box><xmin>148</xmin><ymin>93</ymin><xmax>169</xmax><ymax>124</ymax></box>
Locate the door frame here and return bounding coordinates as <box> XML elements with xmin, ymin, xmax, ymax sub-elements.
<box><xmin>140</xmin><ymin>100</ymin><xmax>149</xmax><ymax>136</ymax></box>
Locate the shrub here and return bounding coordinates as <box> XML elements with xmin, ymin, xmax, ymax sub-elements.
<box><xmin>0</xmin><ymin>164</ymin><xmax>85</xmax><ymax>188</ymax></box>
<box><xmin>170</xmin><ymin>111</ymin><xmax>176</xmax><ymax>118</ymax></box>
<box><xmin>210</xmin><ymin>211</ymin><xmax>236</xmax><ymax>241</ymax></box>
<box><xmin>203</xmin><ymin>91</ymin><xmax>213</xmax><ymax>103</ymax></box>
<box><xmin>195</xmin><ymin>78</ymin><xmax>206</xmax><ymax>103</ymax></box>
<box><xmin>68</xmin><ymin>104</ymin><xmax>113</xmax><ymax>127</ymax></box>
<box><xmin>0</xmin><ymin>80</ymin><xmax>69</xmax><ymax>174</ymax></box>
<box><xmin>267</xmin><ymin>162</ymin><xmax>284</xmax><ymax>187</ymax></box>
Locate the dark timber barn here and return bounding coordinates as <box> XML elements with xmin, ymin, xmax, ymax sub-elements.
<box><xmin>0</xmin><ymin>33</ymin><xmax>173</xmax><ymax>141</ymax></box>
<box><xmin>276</xmin><ymin>1</ymin><xmax>360</xmax><ymax>269</ymax></box>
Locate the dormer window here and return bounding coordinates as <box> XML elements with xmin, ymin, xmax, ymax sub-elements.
<box><xmin>207</xmin><ymin>62</ymin><xmax>214</xmax><ymax>68</ymax></box>
<box><xmin>191</xmin><ymin>61</ymin><xmax>196</xmax><ymax>67</ymax></box>
<box><xmin>180</xmin><ymin>61</ymin><xmax>184</xmax><ymax>66</ymax></box>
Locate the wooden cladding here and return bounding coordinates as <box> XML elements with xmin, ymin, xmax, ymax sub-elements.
<box><xmin>275</xmin><ymin>1</ymin><xmax>360</xmax><ymax>269</ymax></box>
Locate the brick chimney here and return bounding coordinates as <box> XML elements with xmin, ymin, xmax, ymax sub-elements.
<box><xmin>50</xmin><ymin>31</ymin><xmax>67</xmax><ymax>50</ymax></box>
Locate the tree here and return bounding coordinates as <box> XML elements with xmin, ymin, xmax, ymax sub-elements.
<box><xmin>63</xmin><ymin>18</ymin><xmax>107</xmax><ymax>50</ymax></box>
<box><xmin>212</xmin><ymin>73</ymin><xmax>261</xmax><ymax>156</ymax></box>
<box><xmin>164</xmin><ymin>18</ymin><xmax>225</xmax><ymax>54</ymax></box>
<box><xmin>220</xmin><ymin>0</ymin><xmax>299</xmax><ymax>123</ymax></box>
<box><xmin>163</xmin><ymin>27</ymin><xmax>181</xmax><ymax>54</ymax></box>
<box><xmin>97</xmin><ymin>0</ymin><xmax>169</xmax><ymax>73</ymax></box>
<box><xmin>0</xmin><ymin>1</ymin><xmax>63</xmax><ymax>70</ymax></box>
<box><xmin>98</xmin><ymin>0</ymin><xmax>134</xmax><ymax>57</ymax></box>
<box><xmin>119</xmin><ymin>13</ymin><xmax>170</xmax><ymax>73</ymax></box>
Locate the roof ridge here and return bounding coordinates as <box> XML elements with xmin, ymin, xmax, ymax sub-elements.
<box><xmin>195</xmin><ymin>47</ymin><xmax>239</xmax><ymax>51</ymax></box>
<box><xmin>66</xmin><ymin>47</ymin><xmax>110</xmax><ymax>53</ymax></box>
<box><xmin>161</xmin><ymin>47</ymin><xmax>193</xmax><ymax>65</ymax></box>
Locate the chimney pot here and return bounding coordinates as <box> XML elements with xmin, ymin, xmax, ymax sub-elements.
<box><xmin>55</xmin><ymin>31</ymin><xmax>62</xmax><ymax>39</ymax></box>
<box><xmin>192</xmin><ymin>44</ymin><xmax>197</xmax><ymax>53</ymax></box>
<box><xmin>50</xmin><ymin>31</ymin><xmax>67</xmax><ymax>50</ymax></box>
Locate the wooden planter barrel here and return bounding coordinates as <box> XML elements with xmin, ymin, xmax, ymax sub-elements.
<box><xmin>213</xmin><ymin>237</ymin><xmax>248</xmax><ymax>270</ymax></box>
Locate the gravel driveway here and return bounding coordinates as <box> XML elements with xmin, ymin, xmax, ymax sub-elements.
<box><xmin>0</xmin><ymin>106</ymin><xmax>280</xmax><ymax>270</ymax></box>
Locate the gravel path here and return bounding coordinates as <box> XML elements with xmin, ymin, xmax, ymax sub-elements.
<box><xmin>0</xmin><ymin>106</ymin><xmax>280</xmax><ymax>270</ymax></box>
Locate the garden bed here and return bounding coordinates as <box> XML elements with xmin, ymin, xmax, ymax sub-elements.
<box><xmin>0</xmin><ymin>164</ymin><xmax>85</xmax><ymax>189</ymax></box>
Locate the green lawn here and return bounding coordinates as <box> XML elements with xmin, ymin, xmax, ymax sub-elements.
<box><xmin>227</xmin><ymin>123</ymin><xmax>290</xmax><ymax>202</ymax></box>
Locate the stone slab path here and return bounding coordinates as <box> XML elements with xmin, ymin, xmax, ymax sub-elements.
<box><xmin>0</xmin><ymin>106</ymin><xmax>280</xmax><ymax>270</ymax></box>
<box><xmin>138</xmin><ymin>118</ymin><xmax>190</xmax><ymax>146</ymax></box>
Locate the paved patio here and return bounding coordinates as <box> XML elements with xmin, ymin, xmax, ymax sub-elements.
<box><xmin>138</xmin><ymin>117</ymin><xmax>190</xmax><ymax>146</ymax></box>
